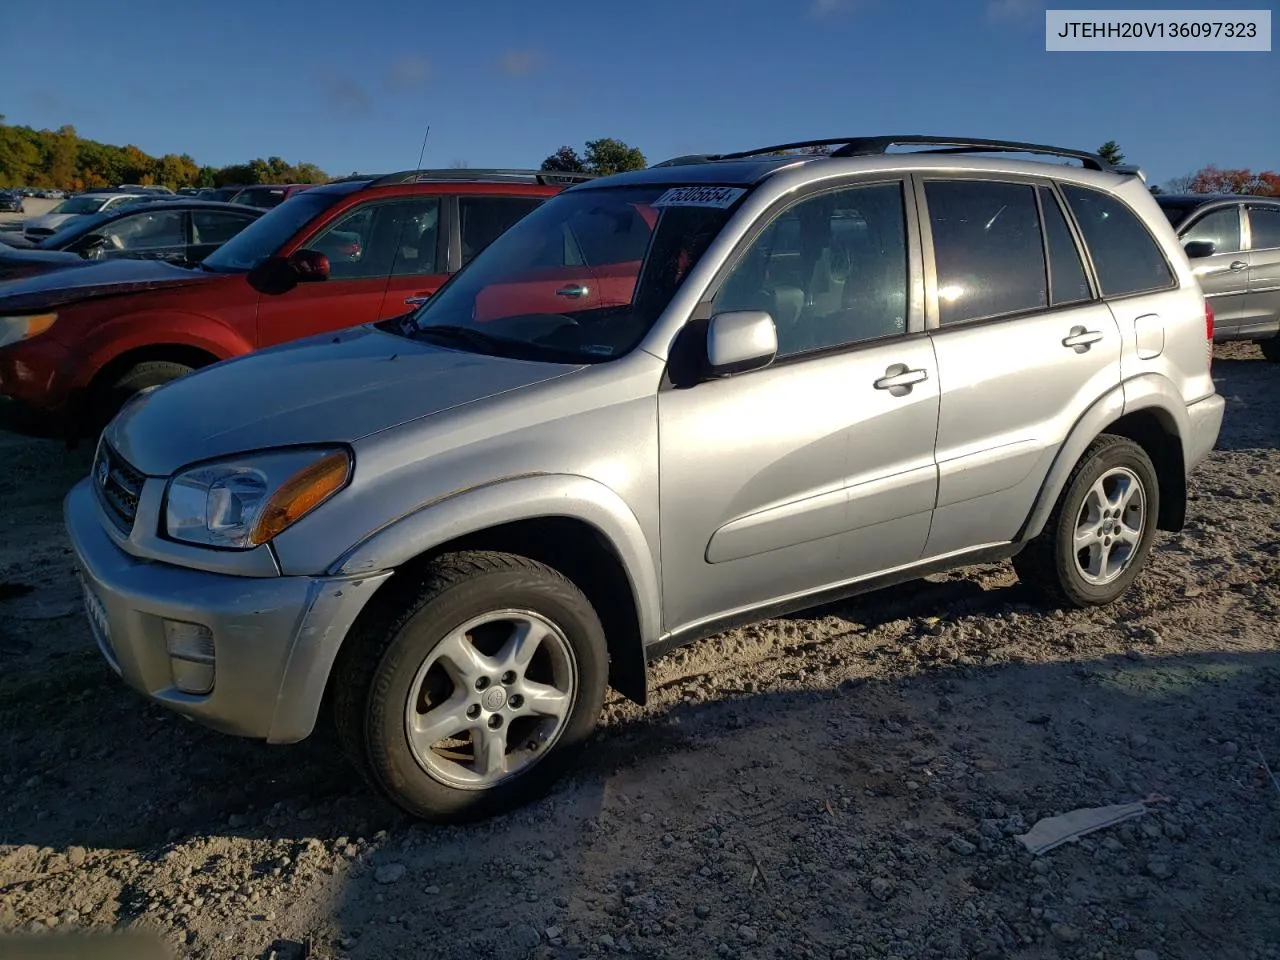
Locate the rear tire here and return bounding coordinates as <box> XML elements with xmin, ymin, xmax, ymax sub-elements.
<box><xmin>1013</xmin><ymin>434</ymin><xmax>1160</xmax><ymax>608</ymax></box>
<box><xmin>331</xmin><ymin>550</ymin><xmax>609</xmax><ymax>823</ymax></box>
<box><xmin>1260</xmin><ymin>337</ymin><xmax>1280</xmax><ymax>363</ymax></box>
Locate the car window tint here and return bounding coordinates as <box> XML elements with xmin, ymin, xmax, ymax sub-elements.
<box><xmin>103</xmin><ymin>210</ymin><xmax>185</xmax><ymax>251</ymax></box>
<box><xmin>1249</xmin><ymin>207</ymin><xmax>1280</xmax><ymax>250</ymax></box>
<box><xmin>308</xmin><ymin>199</ymin><xmax>441</xmax><ymax>280</ymax></box>
<box><xmin>191</xmin><ymin>211</ymin><xmax>255</xmax><ymax>245</ymax></box>
<box><xmin>713</xmin><ymin>181</ymin><xmax>909</xmax><ymax>358</ymax></box>
<box><xmin>924</xmin><ymin>179</ymin><xmax>1047</xmax><ymax>325</ymax></box>
<box><xmin>1038</xmin><ymin>186</ymin><xmax>1091</xmax><ymax>305</ymax></box>
<box><xmin>460</xmin><ymin>196</ymin><xmax>544</xmax><ymax>267</ymax></box>
<box><xmin>1181</xmin><ymin>207</ymin><xmax>1241</xmax><ymax>254</ymax></box>
<box><xmin>388</xmin><ymin>198</ymin><xmax>443</xmax><ymax>276</ymax></box>
<box><xmin>1060</xmin><ymin>184</ymin><xmax>1174</xmax><ymax>297</ymax></box>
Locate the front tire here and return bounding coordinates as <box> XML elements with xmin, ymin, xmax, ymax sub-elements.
<box><xmin>1013</xmin><ymin>435</ymin><xmax>1160</xmax><ymax>608</ymax></box>
<box><xmin>332</xmin><ymin>550</ymin><xmax>609</xmax><ymax>823</ymax></box>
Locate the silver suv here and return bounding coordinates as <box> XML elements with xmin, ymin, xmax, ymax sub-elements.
<box><xmin>65</xmin><ymin>136</ymin><xmax>1225</xmax><ymax>823</ymax></box>
<box><xmin>1155</xmin><ymin>192</ymin><xmax>1280</xmax><ymax>362</ymax></box>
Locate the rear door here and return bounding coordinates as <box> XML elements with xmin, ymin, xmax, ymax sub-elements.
<box><xmin>1243</xmin><ymin>203</ymin><xmax>1280</xmax><ymax>338</ymax></box>
<box><xmin>920</xmin><ymin>176</ymin><xmax>1123</xmax><ymax>557</ymax></box>
<box><xmin>1178</xmin><ymin>202</ymin><xmax>1250</xmax><ymax>335</ymax></box>
<box><xmin>256</xmin><ymin>196</ymin><xmax>440</xmax><ymax>348</ymax></box>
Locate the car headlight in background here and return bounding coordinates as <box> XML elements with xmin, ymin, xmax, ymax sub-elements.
<box><xmin>164</xmin><ymin>446</ymin><xmax>352</xmax><ymax>549</ymax></box>
<box><xmin>0</xmin><ymin>313</ymin><xmax>57</xmax><ymax>349</ymax></box>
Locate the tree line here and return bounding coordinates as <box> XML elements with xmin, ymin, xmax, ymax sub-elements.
<box><xmin>2</xmin><ymin>121</ymin><xmax>1272</xmax><ymax>198</ymax></box>
<box><xmin>0</xmin><ymin>117</ymin><xmax>329</xmax><ymax>191</ymax></box>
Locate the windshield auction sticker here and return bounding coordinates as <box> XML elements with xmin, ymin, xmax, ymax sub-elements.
<box><xmin>652</xmin><ymin>186</ymin><xmax>747</xmax><ymax>208</ymax></box>
<box><xmin>1046</xmin><ymin>9</ymin><xmax>1271</xmax><ymax>50</ymax></box>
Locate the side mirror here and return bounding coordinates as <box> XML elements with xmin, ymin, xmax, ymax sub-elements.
<box><xmin>706</xmin><ymin>310</ymin><xmax>777</xmax><ymax>377</ymax></box>
<box><xmin>1184</xmin><ymin>240</ymin><xmax>1216</xmax><ymax>259</ymax></box>
<box><xmin>287</xmin><ymin>248</ymin><xmax>330</xmax><ymax>281</ymax></box>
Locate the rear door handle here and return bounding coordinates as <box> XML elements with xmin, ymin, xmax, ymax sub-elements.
<box><xmin>1062</xmin><ymin>327</ymin><xmax>1104</xmax><ymax>349</ymax></box>
<box><xmin>873</xmin><ymin>365</ymin><xmax>928</xmax><ymax>391</ymax></box>
<box><xmin>556</xmin><ymin>284</ymin><xmax>589</xmax><ymax>298</ymax></box>
<box><xmin>1229</xmin><ymin>260</ymin><xmax>1248</xmax><ymax>271</ymax></box>
<box><xmin>404</xmin><ymin>294</ymin><xmax>431</xmax><ymax>306</ymax></box>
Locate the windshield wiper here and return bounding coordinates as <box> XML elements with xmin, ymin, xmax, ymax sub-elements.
<box><xmin>409</xmin><ymin>324</ymin><xmax>584</xmax><ymax>363</ymax></box>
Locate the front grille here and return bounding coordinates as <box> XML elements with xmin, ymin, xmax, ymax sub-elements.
<box><xmin>94</xmin><ymin>443</ymin><xmax>146</xmax><ymax>533</ymax></box>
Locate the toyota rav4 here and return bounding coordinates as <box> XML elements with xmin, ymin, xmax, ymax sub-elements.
<box><xmin>64</xmin><ymin>136</ymin><xmax>1225</xmax><ymax>823</ymax></box>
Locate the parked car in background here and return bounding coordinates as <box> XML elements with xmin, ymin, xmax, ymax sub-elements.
<box><xmin>1156</xmin><ymin>193</ymin><xmax>1280</xmax><ymax>362</ymax></box>
<box><xmin>22</xmin><ymin>192</ymin><xmax>153</xmax><ymax>242</ymax></box>
<box><xmin>0</xmin><ymin>168</ymin><xmax>589</xmax><ymax>437</ymax></box>
<box><xmin>0</xmin><ymin>190</ymin><xmax>24</xmax><ymax>213</ymax></box>
<box><xmin>227</xmin><ymin>184</ymin><xmax>316</xmax><ymax>209</ymax></box>
<box><xmin>58</xmin><ymin>135</ymin><xmax>1224</xmax><ymax>824</ymax></box>
<box><xmin>196</xmin><ymin>187</ymin><xmax>242</xmax><ymax>202</ymax></box>
<box><xmin>0</xmin><ymin>200</ymin><xmax>263</xmax><ymax>283</ymax></box>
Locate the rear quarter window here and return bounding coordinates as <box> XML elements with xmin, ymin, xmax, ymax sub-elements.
<box><xmin>1060</xmin><ymin>184</ymin><xmax>1175</xmax><ymax>298</ymax></box>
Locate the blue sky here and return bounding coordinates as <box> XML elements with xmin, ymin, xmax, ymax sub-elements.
<box><xmin>3</xmin><ymin>0</ymin><xmax>1276</xmax><ymax>187</ymax></box>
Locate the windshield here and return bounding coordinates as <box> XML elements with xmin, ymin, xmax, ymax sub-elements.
<box><xmin>50</xmin><ymin>196</ymin><xmax>109</xmax><ymax>215</ymax></box>
<box><xmin>201</xmin><ymin>190</ymin><xmax>342</xmax><ymax>272</ymax></box>
<box><xmin>397</xmin><ymin>184</ymin><xmax>744</xmax><ymax>363</ymax></box>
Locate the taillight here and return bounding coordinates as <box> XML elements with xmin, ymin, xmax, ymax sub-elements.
<box><xmin>1205</xmin><ymin>300</ymin><xmax>1214</xmax><ymax>340</ymax></box>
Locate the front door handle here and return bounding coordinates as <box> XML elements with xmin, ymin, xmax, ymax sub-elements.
<box><xmin>1062</xmin><ymin>326</ymin><xmax>1104</xmax><ymax>350</ymax></box>
<box><xmin>1229</xmin><ymin>260</ymin><xmax>1248</xmax><ymax>271</ymax></box>
<box><xmin>404</xmin><ymin>294</ymin><xmax>432</xmax><ymax>306</ymax></box>
<box><xmin>873</xmin><ymin>364</ymin><xmax>928</xmax><ymax>392</ymax></box>
<box><xmin>556</xmin><ymin>284</ymin><xmax>589</xmax><ymax>298</ymax></box>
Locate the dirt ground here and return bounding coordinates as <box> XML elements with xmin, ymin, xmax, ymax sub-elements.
<box><xmin>1</xmin><ymin>343</ymin><xmax>1277</xmax><ymax>960</ymax></box>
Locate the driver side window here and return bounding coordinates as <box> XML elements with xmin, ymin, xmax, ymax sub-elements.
<box><xmin>711</xmin><ymin>182</ymin><xmax>909</xmax><ymax>360</ymax></box>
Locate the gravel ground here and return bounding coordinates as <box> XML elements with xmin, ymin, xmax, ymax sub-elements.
<box><xmin>1</xmin><ymin>342</ymin><xmax>1278</xmax><ymax>960</ymax></box>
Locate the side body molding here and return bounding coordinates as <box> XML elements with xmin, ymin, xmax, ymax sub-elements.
<box><xmin>328</xmin><ymin>473</ymin><xmax>664</xmax><ymax>649</ymax></box>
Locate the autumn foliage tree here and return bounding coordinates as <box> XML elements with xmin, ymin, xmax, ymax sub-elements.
<box><xmin>1183</xmin><ymin>165</ymin><xmax>1279</xmax><ymax>196</ymax></box>
<box><xmin>0</xmin><ymin>116</ymin><xmax>329</xmax><ymax>190</ymax></box>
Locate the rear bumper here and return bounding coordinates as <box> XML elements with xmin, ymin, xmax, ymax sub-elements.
<box><xmin>1185</xmin><ymin>392</ymin><xmax>1225</xmax><ymax>472</ymax></box>
<box><xmin>64</xmin><ymin>478</ymin><xmax>392</xmax><ymax>743</ymax></box>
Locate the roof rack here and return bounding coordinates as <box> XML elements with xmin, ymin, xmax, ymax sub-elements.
<box><xmin>656</xmin><ymin>136</ymin><xmax>1130</xmax><ymax>173</ymax></box>
<box><xmin>335</xmin><ymin>168</ymin><xmax>596</xmax><ymax>188</ymax></box>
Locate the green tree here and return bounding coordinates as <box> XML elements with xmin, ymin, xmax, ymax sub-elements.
<box><xmin>582</xmin><ymin>138</ymin><xmax>646</xmax><ymax>176</ymax></box>
<box><xmin>49</xmin><ymin>125</ymin><xmax>79</xmax><ymax>188</ymax></box>
<box><xmin>540</xmin><ymin>145</ymin><xmax>586</xmax><ymax>173</ymax></box>
<box><xmin>1097</xmin><ymin>140</ymin><xmax>1125</xmax><ymax>166</ymax></box>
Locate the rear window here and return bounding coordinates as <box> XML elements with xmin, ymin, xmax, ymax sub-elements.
<box><xmin>1060</xmin><ymin>185</ymin><xmax>1174</xmax><ymax>298</ymax></box>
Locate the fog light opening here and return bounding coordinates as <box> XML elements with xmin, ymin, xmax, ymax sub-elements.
<box><xmin>164</xmin><ymin>619</ymin><xmax>215</xmax><ymax>695</ymax></box>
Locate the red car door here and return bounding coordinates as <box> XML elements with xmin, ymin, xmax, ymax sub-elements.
<box><xmin>256</xmin><ymin>197</ymin><xmax>442</xmax><ymax>348</ymax></box>
<box><xmin>474</xmin><ymin>200</ymin><xmax>653</xmax><ymax>322</ymax></box>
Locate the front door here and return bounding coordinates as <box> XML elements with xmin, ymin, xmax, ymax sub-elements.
<box><xmin>1179</xmin><ymin>203</ymin><xmax>1250</xmax><ymax>335</ymax></box>
<box><xmin>657</xmin><ymin>178</ymin><xmax>940</xmax><ymax>633</ymax></box>
<box><xmin>256</xmin><ymin>196</ymin><xmax>445</xmax><ymax>348</ymax></box>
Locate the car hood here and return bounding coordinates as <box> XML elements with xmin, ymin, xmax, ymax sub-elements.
<box><xmin>25</xmin><ymin>213</ymin><xmax>78</xmax><ymax>231</ymax></box>
<box><xmin>105</xmin><ymin>323</ymin><xmax>587</xmax><ymax>475</ymax></box>
<box><xmin>0</xmin><ymin>257</ymin><xmax>211</xmax><ymax>311</ymax></box>
<box><xmin>0</xmin><ymin>248</ymin><xmax>85</xmax><ymax>284</ymax></box>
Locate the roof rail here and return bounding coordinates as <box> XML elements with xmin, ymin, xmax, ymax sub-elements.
<box><xmin>658</xmin><ymin>136</ymin><xmax>1130</xmax><ymax>173</ymax></box>
<box><xmin>353</xmin><ymin>168</ymin><xmax>596</xmax><ymax>188</ymax></box>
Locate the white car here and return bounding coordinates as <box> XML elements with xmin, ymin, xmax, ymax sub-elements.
<box><xmin>23</xmin><ymin>192</ymin><xmax>150</xmax><ymax>242</ymax></box>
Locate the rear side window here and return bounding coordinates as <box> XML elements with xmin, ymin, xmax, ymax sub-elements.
<box><xmin>924</xmin><ymin>179</ymin><xmax>1048</xmax><ymax>325</ymax></box>
<box><xmin>1249</xmin><ymin>207</ymin><xmax>1280</xmax><ymax>250</ymax></box>
<box><xmin>459</xmin><ymin>196</ymin><xmax>544</xmax><ymax>267</ymax></box>
<box><xmin>1038</xmin><ymin>186</ymin><xmax>1091</xmax><ymax>305</ymax></box>
<box><xmin>1059</xmin><ymin>184</ymin><xmax>1174</xmax><ymax>298</ymax></box>
<box><xmin>1181</xmin><ymin>207</ymin><xmax>1241</xmax><ymax>254</ymax></box>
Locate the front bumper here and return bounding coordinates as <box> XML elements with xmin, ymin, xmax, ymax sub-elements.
<box><xmin>1185</xmin><ymin>392</ymin><xmax>1225</xmax><ymax>472</ymax></box>
<box><xmin>64</xmin><ymin>478</ymin><xmax>391</xmax><ymax>743</ymax></box>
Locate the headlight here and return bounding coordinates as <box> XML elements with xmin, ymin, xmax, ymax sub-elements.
<box><xmin>0</xmin><ymin>313</ymin><xmax>57</xmax><ymax>349</ymax></box>
<box><xmin>164</xmin><ymin>446</ymin><xmax>352</xmax><ymax>550</ymax></box>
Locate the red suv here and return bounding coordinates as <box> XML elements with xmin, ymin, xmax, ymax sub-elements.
<box><xmin>0</xmin><ymin>168</ymin><xmax>591</xmax><ymax>439</ymax></box>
